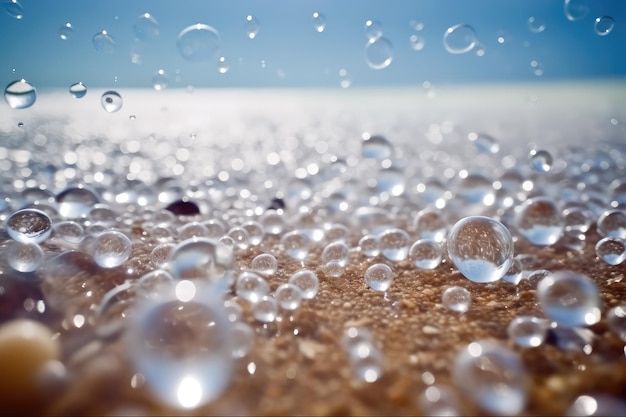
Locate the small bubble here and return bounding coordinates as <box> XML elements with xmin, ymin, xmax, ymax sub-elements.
<box><xmin>17</xmin><ymin>121</ymin><xmax>23</xmax><ymax>128</ymax></box>
<box><xmin>250</xmin><ymin>253</ymin><xmax>278</xmax><ymax>276</ymax></box>
<box><xmin>177</xmin><ymin>24</ymin><xmax>220</xmax><ymax>62</ymax></box>
<box><xmin>595</xmin><ymin>237</ymin><xmax>626</xmax><ymax>265</ymax></box>
<box><xmin>321</xmin><ymin>241</ymin><xmax>349</xmax><ymax>266</ymax></box>
<box><xmin>236</xmin><ymin>271</ymin><xmax>270</xmax><ymax>304</ymax></box>
<box><xmin>364</xmin><ymin>20</ymin><xmax>383</xmax><ymax>41</ymax></box>
<box><xmin>408</xmin><ymin>239</ymin><xmax>442</xmax><ymax>270</ymax></box>
<box><xmin>241</xmin><ymin>221</ymin><xmax>264</xmax><ymax>246</ymax></box>
<box><xmin>150</xmin><ymin>243</ymin><xmax>175</xmax><ymax>269</ymax></box>
<box><xmin>231</xmin><ymin>322</ymin><xmax>254</xmax><ymax>359</ymax></box>
<box><xmin>358</xmin><ymin>234</ymin><xmax>380</xmax><ymax>258</ymax></box>
<box><xmin>596</xmin><ymin>209</ymin><xmax>626</xmax><ymax>239</ymax></box>
<box><xmin>59</xmin><ymin>22</ymin><xmax>74</xmax><ymax>40</ymax></box>
<box><xmin>443</xmin><ymin>24</ymin><xmax>477</xmax><ymax>54</ymax></box>
<box><xmin>6</xmin><ymin>208</ymin><xmax>52</xmax><ymax>244</ymax></box>
<box><xmin>564</xmin><ymin>0</ymin><xmax>590</xmax><ymax>22</ymax></box>
<box><xmin>101</xmin><ymin>90</ymin><xmax>123</xmax><ymax>113</ymax></box>
<box><xmin>135</xmin><ymin>270</ymin><xmax>174</xmax><ymax>300</ymax></box>
<box><xmin>515</xmin><ymin>197</ymin><xmax>564</xmax><ymax>246</ymax></box>
<box><xmin>364</xmin><ymin>263</ymin><xmax>394</xmax><ymax>292</ymax></box>
<box><xmin>168</xmin><ymin>238</ymin><xmax>233</xmax><ymax>286</ymax></box>
<box><xmin>4</xmin><ymin>79</ymin><xmax>37</xmax><ymax>109</ymax></box>
<box><xmin>362</xmin><ymin>133</ymin><xmax>393</xmax><ymax>159</ymax></box>
<box><xmin>217</xmin><ymin>56</ymin><xmax>230</xmax><ymax>74</ymax></box>
<box><xmin>129</xmin><ymin>115</ymin><xmax>136</xmax><ymax>121</ymax></box>
<box><xmin>528</xmin><ymin>16</ymin><xmax>546</xmax><ymax>33</ymax></box>
<box><xmin>508</xmin><ymin>315</ymin><xmax>549</xmax><ymax>348</ymax></box>
<box><xmin>275</xmin><ymin>283</ymin><xmax>303</xmax><ymax>311</ymax></box>
<box><xmin>288</xmin><ymin>270</ymin><xmax>318</xmax><ymax>300</ymax></box>
<box><xmin>409</xmin><ymin>35</ymin><xmax>425</xmax><ymax>51</ymax></box>
<box><xmin>365</xmin><ymin>37</ymin><xmax>393</xmax><ymax>70</ymax></box>
<box><xmin>377</xmin><ymin>228</ymin><xmax>410</xmax><ymax>261</ymax></box>
<box><xmin>567</xmin><ymin>394</ymin><xmax>626</xmax><ymax>417</ymax></box>
<box><xmin>152</xmin><ymin>69</ymin><xmax>168</xmax><ymax>91</ymax></box>
<box><xmin>93</xmin><ymin>30</ymin><xmax>116</xmax><ymax>53</ymax></box>
<box><xmin>280</xmin><ymin>230</ymin><xmax>311</xmax><ymax>261</ymax></box>
<box><xmin>244</xmin><ymin>15</ymin><xmax>260</xmax><ymax>39</ymax></box>
<box><xmin>69</xmin><ymin>82</ymin><xmax>87</xmax><ymax>99</ymax></box>
<box><xmin>442</xmin><ymin>286</ymin><xmax>471</xmax><ymax>313</ymax></box>
<box><xmin>92</xmin><ymin>230</ymin><xmax>132</xmax><ymax>268</ymax></box>
<box><xmin>322</xmin><ymin>261</ymin><xmax>346</xmax><ymax>278</ymax></box>
<box><xmin>134</xmin><ymin>13</ymin><xmax>160</xmax><ymax>41</ymax></box>
<box><xmin>252</xmin><ymin>295</ymin><xmax>277</xmax><ymax>322</ymax></box>
<box><xmin>6</xmin><ymin>241</ymin><xmax>44</xmax><ymax>273</ymax></box>
<box><xmin>3</xmin><ymin>0</ymin><xmax>23</xmax><ymax>19</ymax></box>
<box><xmin>56</xmin><ymin>185</ymin><xmax>101</xmax><ymax>219</ymax></box>
<box><xmin>312</xmin><ymin>12</ymin><xmax>326</xmax><ymax>33</ymax></box>
<box><xmin>418</xmin><ymin>385</ymin><xmax>460</xmax><ymax>416</ymax></box>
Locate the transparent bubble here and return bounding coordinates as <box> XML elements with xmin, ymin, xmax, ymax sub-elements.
<box><xmin>150</xmin><ymin>243</ymin><xmax>175</xmax><ymax>269</ymax></box>
<box><xmin>124</xmin><ymin>281</ymin><xmax>234</xmax><ymax>410</ymax></box>
<box><xmin>134</xmin><ymin>13</ymin><xmax>160</xmax><ymax>41</ymax></box>
<box><xmin>6</xmin><ymin>241</ymin><xmax>44</xmax><ymax>273</ymax></box>
<box><xmin>442</xmin><ymin>286</ymin><xmax>471</xmax><ymax>313</ymax></box>
<box><xmin>362</xmin><ymin>134</ymin><xmax>393</xmax><ymax>159</ymax></box>
<box><xmin>56</xmin><ymin>185</ymin><xmax>101</xmax><ymax>219</ymax></box>
<box><xmin>413</xmin><ymin>208</ymin><xmax>447</xmax><ymax>243</ymax></box>
<box><xmin>241</xmin><ymin>221</ymin><xmax>264</xmax><ymax>246</ymax></box>
<box><xmin>217</xmin><ymin>56</ymin><xmax>230</xmax><ymax>74</ymax></box>
<box><xmin>152</xmin><ymin>69</ymin><xmax>168</xmax><ymax>91</ymax></box>
<box><xmin>275</xmin><ymin>283</ymin><xmax>303</xmax><ymax>311</ymax></box>
<box><xmin>135</xmin><ymin>270</ymin><xmax>175</xmax><ymax>300</ymax></box>
<box><xmin>564</xmin><ymin>0</ymin><xmax>590</xmax><ymax>22</ymax></box>
<box><xmin>455</xmin><ymin>173</ymin><xmax>495</xmax><ymax>207</ymax></box>
<box><xmin>203</xmin><ymin>218</ymin><xmax>226</xmax><ymax>239</ymax></box>
<box><xmin>101</xmin><ymin>90</ymin><xmax>123</xmax><ymax>113</ymax></box>
<box><xmin>358</xmin><ymin>234</ymin><xmax>380</xmax><ymax>257</ymax></box>
<box><xmin>235</xmin><ymin>271</ymin><xmax>270</xmax><ymax>303</ymax></box>
<box><xmin>4</xmin><ymin>79</ymin><xmax>36</xmax><ymax>109</ymax></box>
<box><xmin>259</xmin><ymin>211</ymin><xmax>284</xmax><ymax>235</ymax></box>
<box><xmin>93</xmin><ymin>230</ymin><xmax>132</xmax><ymax>268</ymax></box>
<box><xmin>364</xmin><ymin>263</ymin><xmax>394</xmax><ymax>292</ymax></box>
<box><xmin>563</xmin><ymin>206</ymin><xmax>593</xmax><ymax>233</ymax></box>
<box><xmin>69</xmin><ymin>82</ymin><xmax>87</xmax><ymax>99</ymax></box>
<box><xmin>376</xmin><ymin>228</ymin><xmax>410</xmax><ymax>262</ymax></box>
<box><xmin>409</xmin><ymin>239</ymin><xmax>442</xmax><ymax>270</ymax></box>
<box><xmin>595</xmin><ymin>237</ymin><xmax>626</xmax><ymax>265</ymax></box>
<box><xmin>93</xmin><ymin>30</ymin><xmax>116</xmax><ymax>53</ymax></box>
<box><xmin>606</xmin><ymin>304</ymin><xmax>626</xmax><ymax>340</ymax></box>
<box><xmin>365</xmin><ymin>37</ymin><xmax>393</xmax><ymax>70</ymax></box>
<box><xmin>176</xmin><ymin>222</ymin><xmax>208</xmax><ymax>241</ymax></box>
<box><xmin>321</xmin><ymin>241</ymin><xmax>349</xmax><ymax>266</ymax></box>
<box><xmin>503</xmin><ymin>257</ymin><xmax>524</xmax><ymax>285</ymax></box>
<box><xmin>468</xmin><ymin>132</ymin><xmax>500</xmax><ymax>154</ymax></box>
<box><xmin>226</xmin><ymin>227</ymin><xmax>250</xmax><ymax>250</ymax></box>
<box><xmin>89</xmin><ymin>204</ymin><xmax>117</xmax><ymax>226</ymax></box>
<box><xmin>567</xmin><ymin>394</ymin><xmax>626</xmax><ymax>416</ymax></box>
<box><xmin>6</xmin><ymin>208</ymin><xmax>52</xmax><ymax>244</ymax></box>
<box><xmin>418</xmin><ymin>385</ymin><xmax>461</xmax><ymax>417</ymax></box>
<box><xmin>3</xmin><ymin>0</ymin><xmax>23</xmax><ymax>19</ymax></box>
<box><xmin>250</xmin><ymin>253</ymin><xmax>277</xmax><ymax>276</ymax></box>
<box><xmin>94</xmin><ymin>281</ymin><xmax>134</xmax><ymax>339</ymax></box>
<box><xmin>53</xmin><ymin>220</ymin><xmax>84</xmax><ymax>244</ymax></box>
<box><xmin>409</xmin><ymin>35</ymin><xmax>425</xmax><ymax>51</ymax></box>
<box><xmin>324</xmin><ymin>223</ymin><xmax>350</xmax><ymax>244</ymax></box>
<box><xmin>536</xmin><ymin>270</ymin><xmax>601</xmax><ymax>327</ymax></box>
<box><xmin>288</xmin><ymin>270</ymin><xmax>318</xmax><ymax>300</ymax></box>
<box><xmin>453</xmin><ymin>340</ymin><xmax>528</xmax><ymax>415</ymax></box>
<box><xmin>176</xmin><ymin>24</ymin><xmax>220</xmax><ymax>62</ymax></box>
<box><xmin>280</xmin><ymin>230</ymin><xmax>311</xmax><ymax>261</ymax></box>
<box><xmin>168</xmin><ymin>238</ymin><xmax>234</xmax><ymax>289</ymax></box>
<box><xmin>529</xmin><ymin>149</ymin><xmax>553</xmax><ymax>173</ymax></box>
<box><xmin>364</xmin><ymin>19</ymin><xmax>383</xmax><ymax>41</ymax></box>
<box><xmin>312</xmin><ymin>12</ymin><xmax>326</xmax><ymax>33</ymax></box>
<box><xmin>375</xmin><ymin>167</ymin><xmax>405</xmax><ymax>196</ymax></box>
<box><xmin>244</xmin><ymin>15</ymin><xmax>260</xmax><ymax>39</ymax></box>
<box><xmin>447</xmin><ymin>216</ymin><xmax>514</xmax><ymax>283</ymax></box>
<box><xmin>322</xmin><ymin>261</ymin><xmax>346</xmax><ymax>278</ymax></box>
<box><xmin>231</xmin><ymin>321</ymin><xmax>254</xmax><ymax>359</ymax></box>
<box><xmin>443</xmin><ymin>24</ymin><xmax>477</xmax><ymax>54</ymax></box>
<box><xmin>252</xmin><ymin>295</ymin><xmax>277</xmax><ymax>322</ymax></box>
<box><xmin>515</xmin><ymin>197</ymin><xmax>564</xmax><ymax>246</ymax></box>
<box><xmin>528</xmin><ymin>16</ymin><xmax>546</xmax><ymax>33</ymax></box>
<box><xmin>59</xmin><ymin>22</ymin><xmax>74</xmax><ymax>40</ymax></box>
<box><xmin>342</xmin><ymin>326</ymin><xmax>374</xmax><ymax>352</ymax></box>
<box><xmin>596</xmin><ymin>209</ymin><xmax>626</xmax><ymax>239</ymax></box>
<box><xmin>507</xmin><ymin>315</ymin><xmax>549</xmax><ymax>348</ymax></box>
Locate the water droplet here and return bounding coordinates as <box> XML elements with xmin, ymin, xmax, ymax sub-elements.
<box><xmin>134</xmin><ymin>13</ymin><xmax>160</xmax><ymax>41</ymax></box>
<box><xmin>441</xmin><ymin>286</ymin><xmax>471</xmax><ymax>313</ymax></box>
<box><xmin>275</xmin><ymin>283</ymin><xmax>303</xmax><ymax>311</ymax></box>
<box><xmin>252</xmin><ymin>295</ymin><xmax>277</xmax><ymax>322</ymax></box>
<box><xmin>244</xmin><ymin>15</ymin><xmax>260</xmax><ymax>39</ymax></box>
<box><xmin>59</xmin><ymin>22</ymin><xmax>73</xmax><ymax>40</ymax></box>
<box><xmin>312</xmin><ymin>12</ymin><xmax>326</xmax><ymax>33</ymax></box>
<box><xmin>595</xmin><ymin>237</ymin><xmax>626</xmax><ymax>265</ymax></box>
<box><xmin>177</xmin><ymin>24</ymin><xmax>220</xmax><ymax>62</ymax></box>
<box><xmin>321</xmin><ymin>241</ymin><xmax>349</xmax><ymax>266</ymax></box>
<box><xmin>280</xmin><ymin>230</ymin><xmax>311</xmax><ymax>261</ymax></box>
<box><xmin>322</xmin><ymin>261</ymin><xmax>346</xmax><ymax>278</ymax></box>
<box><xmin>468</xmin><ymin>132</ymin><xmax>500</xmax><ymax>154</ymax></box>
<box><xmin>55</xmin><ymin>185</ymin><xmax>101</xmax><ymax>219</ymax></box>
<box><xmin>362</xmin><ymin>134</ymin><xmax>393</xmax><ymax>159</ymax></box>
<box><xmin>443</xmin><ymin>24</ymin><xmax>477</xmax><ymax>54</ymax></box>
<box><xmin>413</xmin><ymin>208</ymin><xmax>447</xmax><ymax>243</ymax></box>
<box><xmin>508</xmin><ymin>315</ymin><xmax>549</xmax><ymax>348</ymax></box>
<box><xmin>596</xmin><ymin>209</ymin><xmax>626</xmax><ymax>239</ymax></box>
<box><xmin>453</xmin><ymin>340</ymin><xmax>528</xmax><ymax>415</ymax></box>
<box><xmin>53</xmin><ymin>220</ymin><xmax>84</xmax><ymax>244</ymax></box>
<box><xmin>365</xmin><ymin>37</ymin><xmax>393</xmax><ymax>70</ymax></box>
<box><xmin>529</xmin><ymin>149</ymin><xmax>553</xmax><ymax>172</ymax></box>
<box><xmin>6</xmin><ymin>241</ymin><xmax>44</xmax><ymax>273</ymax></box>
<box><xmin>150</xmin><ymin>243</ymin><xmax>175</xmax><ymax>269</ymax></box>
<box><xmin>152</xmin><ymin>69</ymin><xmax>168</xmax><ymax>91</ymax></box>
<box><xmin>377</xmin><ymin>228</ymin><xmax>410</xmax><ymax>261</ymax></box>
<box><xmin>92</xmin><ymin>230</ymin><xmax>132</xmax><ymax>268</ymax></box>
<box><xmin>226</xmin><ymin>227</ymin><xmax>250</xmax><ymax>250</ymax></box>
<box><xmin>409</xmin><ymin>35</ymin><xmax>425</xmax><ymax>51</ymax></box>
<box><xmin>3</xmin><ymin>0</ymin><xmax>23</xmax><ymax>19</ymax></box>
<box><xmin>347</xmin><ymin>341</ymin><xmax>383</xmax><ymax>383</ymax></box>
<box><xmin>364</xmin><ymin>263</ymin><xmax>394</xmax><ymax>292</ymax></box>
<box><xmin>408</xmin><ymin>239</ymin><xmax>442</xmax><ymax>270</ymax></box>
<box><xmin>69</xmin><ymin>82</ymin><xmax>87</xmax><ymax>99</ymax></box>
<box><xmin>93</xmin><ymin>30</ymin><xmax>116</xmax><ymax>53</ymax></box>
<box><xmin>4</xmin><ymin>79</ymin><xmax>36</xmax><ymax>109</ymax></box>
<box><xmin>288</xmin><ymin>270</ymin><xmax>318</xmax><ymax>300</ymax></box>
<box><xmin>563</xmin><ymin>206</ymin><xmax>593</xmax><ymax>233</ymax></box>
<box><xmin>94</xmin><ymin>281</ymin><xmax>134</xmax><ymax>339</ymax></box>
<box><xmin>125</xmin><ymin>281</ymin><xmax>234</xmax><ymax>409</ymax></box>
<box><xmin>564</xmin><ymin>0</ymin><xmax>590</xmax><ymax>22</ymax></box>
<box><xmin>358</xmin><ymin>234</ymin><xmax>380</xmax><ymax>257</ymax></box>
<box><xmin>536</xmin><ymin>270</ymin><xmax>601</xmax><ymax>327</ymax></box>
<box><xmin>101</xmin><ymin>90</ymin><xmax>123</xmax><ymax>113</ymax></box>
<box><xmin>17</xmin><ymin>121</ymin><xmax>23</xmax><ymax>128</ymax></box>
<box><xmin>515</xmin><ymin>197</ymin><xmax>564</xmax><ymax>246</ymax></box>
<box><xmin>6</xmin><ymin>208</ymin><xmax>52</xmax><ymax>243</ymax></box>
<box><xmin>338</xmin><ymin>68</ymin><xmax>352</xmax><ymax>88</ymax></box>
<box><xmin>447</xmin><ymin>216</ymin><xmax>514</xmax><ymax>283</ymax></box>
<box><xmin>217</xmin><ymin>56</ymin><xmax>230</xmax><ymax>74</ymax></box>
<box><xmin>168</xmin><ymin>238</ymin><xmax>233</xmax><ymax>288</ymax></box>
<box><xmin>528</xmin><ymin>16</ymin><xmax>546</xmax><ymax>33</ymax></box>
<box><xmin>364</xmin><ymin>20</ymin><xmax>383</xmax><ymax>41</ymax></box>
<box><xmin>235</xmin><ymin>271</ymin><xmax>270</xmax><ymax>303</ymax></box>
<box><xmin>606</xmin><ymin>304</ymin><xmax>626</xmax><ymax>340</ymax></box>
<box><xmin>250</xmin><ymin>253</ymin><xmax>277</xmax><ymax>276</ymax></box>
<box><xmin>241</xmin><ymin>221</ymin><xmax>264</xmax><ymax>246</ymax></box>
<box><xmin>503</xmin><ymin>256</ymin><xmax>524</xmax><ymax>285</ymax></box>
<box><xmin>259</xmin><ymin>210</ymin><xmax>284</xmax><ymax>235</ymax></box>
<box><xmin>135</xmin><ymin>270</ymin><xmax>174</xmax><ymax>300</ymax></box>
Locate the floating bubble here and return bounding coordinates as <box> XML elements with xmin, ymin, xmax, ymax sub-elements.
<box><xmin>515</xmin><ymin>197</ymin><xmax>564</xmax><ymax>246</ymax></box>
<box><xmin>235</xmin><ymin>271</ymin><xmax>270</xmax><ymax>304</ymax></box>
<box><xmin>564</xmin><ymin>0</ymin><xmax>590</xmax><ymax>21</ymax></box>
<box><xmin>69</xmin><ymin>82</ymin><xmax>87</xmax><ymax>99</ymax></box>
<box><xmin>312</xmin><ymin>12</ymin><xmax>326</xmax><ymax>33</ymax></box>
<box><xmin>101</xmin><ymin>90</ymin><xmax>123</xmax><ymax>113</ymax></box>
<box><xmin>6</xmin><ymin>208</ymin><xmax>52</xmax><ymax>244</ymax></box>
<box><xmin>528</xmin><ymin>16</ymin><xmax>546</xmax><ymax>33</ymax></box>
<box><xmin>529</xmin><ymin>149</ymin><xmax>553</xmax><ymax>172</ymax></box>
<box><xmin>152</xmin><ymin>69</ymin><xmax>168</xmax><ymax>91</ymax></box>
<box><xmin>507</xmin><ymin>315</ymin><xmax>549</xmax><ymax>348</ymax></box>
<box><xmin>358</xmin><ymin>234</ymin><xmax>380</xmax><ymax>258</ymax></box>
<box><xmin>443</xmin><ymin>24</ymin><xmax>477</xmax><ymax>54</ymax></box>
<box><xmin>418</xmin><ymin>385</ymin><xmax>461</xmax><ymax>416</ymax></box>
<box><xmin>409</xmin><ymin>239</ymin><xmax>442</xmax><ymax>270</ymax></box>
<box><xmin>53</xmin><ymin>220</ymin><xmax>84</xmax><ymax>244</ymax></box>
<box><xmin>365</xmin><ymin>37</ymin><xmax>393</xmax><ymax>70</ymax></box>
<box><xmin>134</xmin><ymin>13</ymin><xmax>160</xmax><ymax>41</ymax></box>
<box><xmin>217</xmin><ymin>56</ymin><xmax>230</xmax><ymax>74</ymax></box>
<box><xmin>409</xmin><ymin>35</ymin><xmax>425</xmax><ymax>51</ymax></box>
<box><xmin>468</xmin><ymin>132</ymin><xmax>499</xmax><ymax>154</ymax></box>
<box><xmin>606</xmin><ymin>304</ymin><xmax>626</xmax><ymax>340</ymax></box>
<box><xmin>59</xmin><ymin>22</ymin><xmax>74</xmax><ymax>40</ymax></box>
<box><xmin>56</xmin><ymin>185</ymin><xmax>101</xmax><ymax>219</ymax></box>
<box><xmin>93</xmin><ymin>30</ymin><xmax>116</xmax><ymax>53</ymax></box>
<box><xmin>280</xmin><ymin>230</ymin><xmax>311</xmax><ymax>261</ymax></box>
<box><xmin>177</xmin><ymin>24</ymin><xmax>220</xmax><ymax>62</ymax></box>
<box><xmin>595</xmin><ymin>237</ymin><xmax>626</xmax><ymax>265</ymax></box>
<box><xmin>441</xmin><ymin>286</ymin><xmax>471</xmax><ymax>313</ymax></box>
<box><xmin>275</xmin><ymin>283</ymin><xmax>303</xmax><ymax>311</ymax></box>
<box><xmin>168</xmin><ymin>238</ymin><xmax>233</xmax><ymax>288</ymax></box>
<box><xmin>536</xmin><ymin>270</ymin><xmax>601</xmax><ymax>327</ymax></box>
<box><xmin>453</xmin><ymin>340</ymin><xmax>528</xmax><ymax>415</ymax></box>
<box><xmin>3</xmin><ymin>0</ymin><xmax>23</xmax><ymax>19</ymax></box>
<box><xmin>92</xmin><ymin>230</ymin><xmax>132</xmax><ymax>268</ymax></box>
<box><xmin>250</xmin><ymin>253</ymin><xmax>277</xmax><ymax>276</ymax></box>
<box><xmin>596</xmin><ymin>209</ymin><xmax>626</xmax><ymax>239</ymax></box>
<box><xmin>447</xmin><ymin>216</ymin><xmax>514</xmax><ymax>283</ymax></box>
<box><xmin>364</xmin><ymin>263</ymin><xmax>394</xmax><ymax>292</ymax></box>
<box><xmin>288</xmin><ymin>270</ymin><xmax>318</xmax><ymax>300</ymax></box>
<box><xmin>252</xmin><ymin>295</ymin><xmax>277</xmax><ymax>322</ymax></box>
<box><xmin>364</xmin><ymin>20</ymin><xmax>383</xmax><ymax>41</ymax></box>
<box><xmin>6</xmin><ymin>241</ymin><xmax>44</xmax><ymax>273</ymax></box>
<box><xmin>4</xmin><ymin>79</ymin><xmax>36</xmax><ymax>109</ymax></box>
<box><xmin>362</xmin><ymin>134</ymin><xmax>393</xmax><ymax>159</ymax></box>
<box><xmin>377</xmin><ymin>228</ymin><xmax>410</xmax><ymax>261</ymax></box>
<box><xmin>244</xmin><ymin>15</ymin><xmax>260</xmax><ymax>39</ymax></box>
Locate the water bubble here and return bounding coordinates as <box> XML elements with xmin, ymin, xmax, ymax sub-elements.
<box><xmin>135</xmin><ymin>270</ymin><xmax>175</xmax><ymax>300</ymax></box>
<box><xmin>226</xmin><ymin>227</ymin><xmax>250</xmax><ymax>250</ymax></box>
<box><xmin>94</xmin><ymin>281</ymin><xmax>134</xmax><ymax>339</ymax></box>
<box><xmin>241</xmin><ymin>221</ymin><xmax>264</xmax><ymax>246</ymax></box>
<box><xmin>508</xmin><ymin>315</ymin><xmax>549</xmax><ymax>348</ymax></box>
<box><xmin>529</xmin><ymin>149</ymin><xmax>553</xmax><ymax>172</ymax></box>
<box><xmin>364</xmin><ymin>263</ymin><xmax>394</xmax><ymax>292</ymax></box>
<box><xmin>365</xmin><ymin>37</ymin><xmax>393</xmax><ymax>70</ymax></box>
<box><xmin>536</xmin><ymin>270</ymin><xmax>601</xmax><ymax>327</ymax></box>
<box><xmin>6</xmin><ymin>208</ymin><xmax>52</xmax><ymax>244</ymax></box>
<box><xmin>168</xmin><ymin>238</ymin><xmax>233</xmax><ymax>289</ymax></box>
<box><xmin>358</xmin><ymin>234</ymin><xmax>380</xmax><ymax>257</ymax></box>
<box><xmin>4</xmin><ymin>79</ymin><xmax>36</xmax><ymax>109</ymax></box>
<box><xmin>56</xmin><ymin>185</ymin><xmax>101</xmax><ymax>219</ymax></box>
<box><xmin>447</xmin><ymin>216</ymin><xmax>514</xmax><ymax>283</ymax></box>
<box><xmin>3</xmin><ymin>0</ymin><xmax>23</xmax><ymax>19</ymax></box>
<box><xmin>322</xmin><ymin>261</ymin><xmax>346</xmax><ymax>278</ymax></box>
<box><xmin>93</xmin><ymin>30</ymin><xmax>116</xmax><ymax>53</ymax></box>
<box><xmin>275</xmin><ymin>283</ymin><xmax>303</xmax><ymax>311</ymax></box>
<box><xmin>455</xmin><ymin>173</ymin><xmax>495</xmax><ymax>207</ymax></box>
<box><xmin>453</xmin><ymin>340</ymin><xmax>528</xmax><ymax>415</ymax></box>
<box><xmin>409</xmin><ymin>35</ymin><xmax>425</xmax><ymax>51</ymax></box>
<box><xmin>324</xmin><ymin>223</ymin><xmax>350</xmax><ymax>243</ymax></box>
<box><xmin>443</xmin><ymin>24</ymin><xmax>477</xmax><ymax>54</ymax></box>
<box><xmin>596</xmin><ymin>209</ymin><xmax>626</xmax><ymax>239</ymax></box>
<box><xmin>252</xmin><ymin>295</ymin><xmax>277</xmax><ymax>322</ymax></box>
<box><xmin>376</xmin><ymin>228</ymin><xmax>410</xmax><ymax>261</ymax></box>
<box><xmin>177</xmin><ymin>24</ymin><xmax>220</xmax><ymax>62</ymax></box>
<box><xmin>235</xmin><ymin>271</ymin><xmax>270</xmax><ymax>304</ymax></box>
<box><xmin>152</xmin><ymin>69</ymin><xmax>168</xmax><ymax>91</ymax></box>
<box><xmin>338</xmin><ymin>68</ymin><xmax>352</xmax><ymax>88</ymax></box>
<box><xmin>125</xmin><ymin>281</ymin><xmax>234</xmax><ymax>410</ymax></box>
<box><xmin>69</xmin><ymin>82</ymin><xmax>87</xmax><ymax>99</ymax></box>
<box><xmin>92</xmin><ymin>230</ymin><xmax>132</xmax><ymax>268</ymax></box>
<box><xmin>441</xmin><ymin>286</ymin><xmax>471</xmax><ymax>313</ymax></box>
<box><xmin>244</xmin><ymin>15</ymin><xmax>260</xmax><ymax>39</ymax></box>
<box><xmin>53</xmin><ymin>220</ymin><xmax>84</xmax><ymax>244</ymax></box>
<box><xmin>362</xmin><ymin>134</ymin><xmax>393</xmax><ymax>159</ymax></box>
<box><xmin>528</xmin><ymin>16</ymin><xmax>546</xmax><ymax>33</ymax></box>
<box><xmin>101</xmin><ymin>90</ymin><xmax>123</xmax><ymax>113</ymax></box>
<box><xmin>6</xmin><ymin>241</ymin><xmax>44</xmax><ymax>273</ymax></box>
<box><xmin>413</xmin><ymin>208</ymin><xmax>447</xmax><ymax>243</ymax></box>
<box><xmin>418</xmin><ymin>385</ymin><xmax>461</xmax><ymax>416</ymax></box>
<box><xmin>280</xmin><ymin>230</ymin><xmax>311</xmax><ymax>261</ymax></box>
<box><xmin>375</xmin><ymin>166</ymin><xmax>405</xmax><ymax>196</ymax></box>
<box><xmin>250</xmin><ymin>253</ymin><xmax>277</xmax><ymax>276</ymax></box>
<box><xmin>364</xmin><ymin>19</ymin><xmax>383</xmax><ymax>41</ymax></box>
<box><xmin>563</xmin><ymin>206</ymin><xmax>593</xmax><ymax>233</ymax></box>
<box><xmin>260</xmin><ymin>210</ymin><xmax>284</xmax><ymax>235</ymax></box>
<box><xmin>288</xmin><ymin>270</ymin><xmax>318</xmax><ymax>300</ymax></box>
<box><xmin>564</xmin><ymin>0</ymin><xmax>590</xmax><ymax>21</ymax></box>
<box><xmin>217</xmin><ymin>56</ymin><xmax>230</xmax><ymax>74</ymax></box>
<box><xmin>59</xmin><ymin>22</ymin><xmax>74</xmax><ymax>40</ymax></box>
<box><xmin>134</xmin><ymin>13</ymin><xmax>160</xmax><ymax>41</ymax></box>
<box><xmin>606</xmin><ymin>304</ymin><xmax>626</xmax><ymax>340</ymax></box>
<box><xmin>321</xmin><ymin>241</ymin><xmax>349</xmax><ymax>266</ymax></box>
<box><xmin>468</xmin><ymin>132</ymin><xmax>500</xmax><ymax>154</ymax></box>
<box><xmin>515</xmin><ymin>197</ymin><xmax>564</xmax><ymax>246</ymax></box>
<box><xmin>595</xmin><ymin>237</ymin><xmax>626</xmax><ymax>265</ymax></box>
<box><xmin>503</xmin><ymin>256</ymin><xmax>524</xmax><ymax>285</ymax></box>
<box><xmin>150</xmin><ymin>243</ymin><xmax>175</xmax><ymax>269</ymax></box>
<box><xmin>409</xmin><ymin>239</ymin><xmax>442</xmax><ymax>270</ymax></box>
<box><xmin>312</xmin><ymin>12</ymin><xmax>326</xmax><ymax>33</ymax></box>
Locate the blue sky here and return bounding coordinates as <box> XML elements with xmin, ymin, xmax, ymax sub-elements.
<box><xmin>1</xmin><ymin>0</ymin><xmax>625</xmax><ymax>89</ymax></box>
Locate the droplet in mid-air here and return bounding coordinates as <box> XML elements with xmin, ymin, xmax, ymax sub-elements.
<box><xmin>59</xmin><ymin>22</ymin><xmax>74</xmax><ymax>40</ymax></box>
<box><xmin>69</xmin><ymin>82</ymin><xmax>87</xmax><ymax>99</ymax></box>
<box><xmin>134</xmin><ymin>13</ymin><xmax>160</xmax><ymax>41</ymax></box>
<box><xmin>595</xmin><ymin>237</ymin><xmax>626</xmax><ymax>265</ymax></box>
<box><xmin>365</xmin><ymin>37</ymin><xmax>393</xmax><ymax>70</ymax></box>
<box><xmin>312</xmin><ymin>12</ymin><xmax>326</xmax><ymax>33</ymax></box>
<box><xmin>364</xmin><ymin>263</ymin><xmax>394</xmax><ymax>292</ymax></box>
<box><xmin>101</xmin><ymin>90</ymin><xmax>123</xmax><ymax>113</ymax></box>
<box><xmin>4</xmin><ymin>79</ymin><xmax>37</xmax><ymax>109</ymax></box>
<box><xmin>515</xmin><ymin>197</ymin><xmax>564</xmax><ymax>246</ymax></box>
<box><xmin>177</xmin><ymin>24</ymin><xmax>220</xmax><ymax>62</ymax></box>
<box><xmin>6</xmin><ymin>208</ymin><xmax>52</xmax><ymax>244</ymax></box>
<box><xmin>93</xmin><ymin>30</ymin><xmax>116</xmax><ymax>53</ymax></box>
<box><xmin>594</xmin><ymin>16</ymin><xmax>615</xmax><ymax>36</ymax></box>
<box><xmin>244</xmin><ymin>15</ymin><xmax>260</xmax><ymax>39</ymax></box>
<box><xmin>443</xmin><ymin>24</ymin><xmax>477</xmax><ymax>54</ymax></box>
<box><xmin>447</xmin><ymin>216</ymin><xmax>514</xmax><ymax>283</ymax></box>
